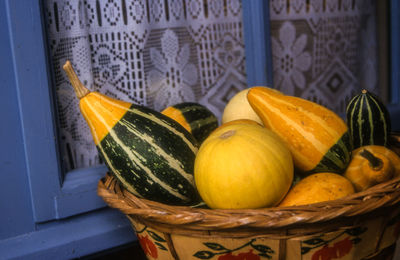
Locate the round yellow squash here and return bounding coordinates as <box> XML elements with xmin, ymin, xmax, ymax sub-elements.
<box><xmin>194</xmin><ymin>123</ymin><xmax>294</xmax><ymax>209</ymax></box>
<box><xmin>222</xmin><ymin>88</ymin><xmax>263</xmax><ymax>125</ymax></box>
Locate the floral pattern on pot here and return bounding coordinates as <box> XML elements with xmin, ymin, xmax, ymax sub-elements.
<box><xmin>301</xmin><ymin>226</ymin><xmax>367</xmax><ymax>260</ymax></box>
<box><xmin>136</xmin><ymin>226</ymin><xmax>168</xmax><ymax>259</ymax></box>
<box><xmin>193</xmin><ymin>239</ymin><xmax>274</xmax><ymax>259</ymax></box>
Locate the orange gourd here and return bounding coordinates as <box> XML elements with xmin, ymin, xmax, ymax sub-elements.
<box><xmin>344</xmin><ymin>145</ymin><xmax>400</xmax><ymax>191</ymax></box>
<box><xmin>247</xmin><ymin>86</ymin><xmax>352</xmax><ymax>175</ymax></box>
<box><xmin>279</xmin><ymin>172</ymin><xmax>355</xmax><ymax>206</ymax></box>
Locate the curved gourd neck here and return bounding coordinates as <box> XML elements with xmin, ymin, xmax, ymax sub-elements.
<box><xmin>63</xmin><ymin>60</ymin><xmax>90</xmax><ymax>99</ymax></box>
<box><xmin>62</xmin><ymin>60</ymin><xmax>132</xmax><ymax>145</ymax></box>
<box><xmin>360</xmin><ymin>149</ymin><xmax>382</xmax><ymax>171</ymax></box>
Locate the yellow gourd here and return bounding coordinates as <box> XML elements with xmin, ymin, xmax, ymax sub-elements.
<box><xmin>279</xmin><ymin>172</ymin><xmax>355</xmax><ymax>207</ymax></box>
<box><xmin>222</xmin><ymin>88</ymin><xmax>263</xmax><ymax>125</ymax></box>
<box><xmin>344</xmin><ymin>145</ymin><xmax>400</xmax><ymax>191</ymax></box>
<box><xmin>212</xmin><ymin>119</ymin><xmax>261</xmax><ymax>132</ymax></box>
<box><xmin>247</xmin><ymin>86</ymin><xmax>351</xmax><ymax>175</ymax></box>
<box><xmin>194</xmin><ymin>123</ymin><xmax>294</xmax><ymax>209</ymax></box>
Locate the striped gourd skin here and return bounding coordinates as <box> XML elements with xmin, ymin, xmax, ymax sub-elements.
<box><xmin>346</xmin><ymin>90</ymin><xmax>391</xmax><ymax>149</ymax></box>
<box><xmin>312</xmin><ymin>131</ymin><xmax>351</xmax><ymax>174</ymax></box>
<box><xmin>162</xmin><ymin>102</ymin><xmax>218</xmax><ymax>143</ymax></box>
<box><xmin>83</xmin><ymin>97</ymin><xmax>201</xmax><ymax>205</ymax></box>
<box><xmin>247</xmin><ymin>87</ymin><xmax>351</xmax><ymax>174</ymax></box>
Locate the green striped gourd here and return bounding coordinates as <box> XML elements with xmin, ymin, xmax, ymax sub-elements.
<box><xmin>346</xmin><ymin>89</ymin><xmax>391</xmax><ymax>149</ymax></box>
<box><xmin>161</xmin><ymin>102</ymin><xmax>218</xmax><ymax>143</ymax></box>
<box><xmin>247</xmin><ymin>86</ymin><xmax>352</xmax><ymax>175</ymax></box>
<box><xmin>63</xmin><ymin>61</ymin><xmax>200</xmax><ymax>205</ymax></box>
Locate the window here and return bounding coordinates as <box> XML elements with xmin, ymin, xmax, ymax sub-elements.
<box><xmin>5</xmin><ymin>0</ymin><xmax>108</xmax><ymax>223</ymax></box>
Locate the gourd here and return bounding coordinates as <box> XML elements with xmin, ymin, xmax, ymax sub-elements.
<box><xmin>63</xmin><ymin>61</ymin><xmax>200</xmax><ymax>205</ymax></box>
<box><xmin>194</xmin><ymin>123</ymin><xmax>293</xmax><ymax>209</ymax></box>
<box><xmin>344</xmin><ymin>145</ymin><xmax>400</xmax><ymax>191</ymax></box>
<box><xmin>279</xmin><ymin>172</ymin><xmax>355</xmax><ymax>207</ymax></box>
<box><xmin>213</xmin><ymin>119</ymin><xmax>262</xmax><ymax>132</ymax></box>
<box><xmin>161</xmin><ymin>102</ymin><xmax>218</xmax><ymax>143</ymax></box>
<box><xmin>346</xmin><ymin>89</ymin><xmax>391</xmax><ymax>149</ymax></box>
<box><xmin>222</xmin><ymin>88</ymin><xmax>263</xmax><ymax>125</ymax></box>
<box><xmin>247</xmin><ymin>86</ymin><xmax>352</xmax><ymax>175</ymax></box>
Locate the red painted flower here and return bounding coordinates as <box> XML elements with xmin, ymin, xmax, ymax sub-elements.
<box><xmin>312</xmin><ymin>245</ymin><xmax>337</xmax><ymax>260</ymax></box>
<box><xmin>138</xmin><ymin>234</ymin><xmax>158</xmax><ymax>258</ymax></box>
<box><xmin>218</xmin><ymin>250</ymin><xmax>260</xmax><ymax>260</ymax></box>
<box><xmin>311</xmin><ymin>237</ymin><xmax>353</xmax><ymax>260</ymax></box>
<box><xmin>333</xmin><ymin>237</ymin><xmax>353</xmax><ymax>257</ymax></box>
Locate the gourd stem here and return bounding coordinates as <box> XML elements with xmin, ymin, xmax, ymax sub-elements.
<box><xmin>63</xmin><ymin>60</ymin><xmax>90</xmax><ymax>99</ymax></box>
<box><xmin>360</xmin><ymin>149</ymin><xmax>383</xmax><ymax>171</ymax></box>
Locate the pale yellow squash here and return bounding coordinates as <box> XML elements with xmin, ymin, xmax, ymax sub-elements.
<box><xmin>222</xmin><ymin>88</ymin><xmax>263</xmax><ymax>125</ymax></box>
<box><xmin>194</xmin><ymin>123</ymin><xmax>294</xmax><ymax>209</ymax></box>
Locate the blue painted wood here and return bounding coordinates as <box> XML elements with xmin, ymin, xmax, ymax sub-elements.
<box><xmin>55</xmin><ymin>166</ymin><xmax>108</xmax><ymax>218</ymax></box>
<box><xmin>0</xmin><ymin>208</ymin><xmax>136</xmax><ymax>260</ymax></box>
<box><xmin>388</xmin><ymin>0</ymin><xmax>400</xmax><ymax>130</ymax></box>
<box><xmin>391</xmin><ymin>0</ymin><xmax>400</xmax><ymax>104</ymax></box>
<box><xmin>6</xmin><ymin>0</ymin><xmax>61</xmax><ymax>222</ymax></box>
<box><xmin>0</xmin><ymin>0</ymin><xmax>136</xmax><ymax>257</ymax></box>
<box><xmin>6</xmin><ymin>0</ymin><xmax>109</xmax><ymax>223</ymax></box>
<box><xmin>0</xmin><ymin>0</ymin><xmax>36</xmax><ymax>240</ymax></box>
<box><xmin>388</xmin><ymin>104</ymin><xmax>400</xmax><ymax>131</ymax></box>
<box><xmin>242</xmin><ymin>0</ymin><xmax>273</xmax><ymax>87</ymax></box>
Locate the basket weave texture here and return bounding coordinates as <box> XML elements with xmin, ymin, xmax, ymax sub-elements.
<box><xmin>97</xmin><ymin>134</ymin><xmax>400</xmax><ymax>259</ymax></box>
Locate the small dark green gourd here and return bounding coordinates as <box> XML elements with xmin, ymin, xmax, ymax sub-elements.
<box><xmin>161</xmin><ymin>102</ymin><xmax>219</xmax><ymax>143</ymax></box>
<box><xmin>346</xmin><ymin>89</ymin><xmax>391</xmax><ymax>149</ymax></box>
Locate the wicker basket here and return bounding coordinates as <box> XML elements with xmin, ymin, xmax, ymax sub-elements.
<box><xmin>98</xmin><ymin>135</ymin><xmax>400</xmax><ymax>260</ymax></box>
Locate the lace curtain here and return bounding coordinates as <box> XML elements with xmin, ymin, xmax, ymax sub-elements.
<box><xmin>45</xmin><ymin>0</ymin><xmax>247</xmax><ymax>171</ymax></box>
<box><xmin>269</xmin><ymin>0</ymin><xmax>378</xmax><ymax>114</ymax></box>
<box><xmin>44</xmin><ymin>0</ymin><xmax>378</xmax><ymax>172</ymax></box>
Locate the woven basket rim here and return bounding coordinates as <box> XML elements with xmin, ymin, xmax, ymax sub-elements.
<box><xmin>98</xmin><ymin>172</ymin><xmax>400</xmax><ymax>231</ymax></box>
<box><xmin>98</xmin><ymin>133</ymin><xmax>400</xmax><ymax>231</ymax></box>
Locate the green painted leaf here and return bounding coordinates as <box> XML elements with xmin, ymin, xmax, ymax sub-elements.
<box><xmin>301</xmin><ymin>247</ymin><xmax>312</xmax><ymax>255</ymax></box>
<box><xmin>251</xmin><ymin>244</ymin><xmax>274</xmax><ymax>254</ymax></box>
<box><xmin>155</xmin><ymin>242</ymin><xmax>168</xmax><ymax>251</ymax></box>
<box><xmin>258</xmin><ymin>253</ymin><xmax>273</xmax><ymax>259</ymax></box>
<box><xmin>193</xmin><ymin>251</ymin><xmax>215</xmax><ymax>259</ymax></box>
<box><xmin>148</xmin><ymin>230</ymin><xmax>166</xmax><ymax>242</ymax></box>
<box><xmin>351</xmin><ymin>237</ymin><xmax>362</xmax><ymax>245</ymax></box>
<box><xmin>303</xmin><ymin>238</ymin><xmax>325</xmax><ymax>246</ymax></box>
<box><xmin>345</xmin><ymin>227</ymin><xmax>367</xmax><ymax>236</ymax></box>
<box><xmin>203</xmin><ymin>242</ymin><xmax>227</xmax><ymax>251</ymax></box>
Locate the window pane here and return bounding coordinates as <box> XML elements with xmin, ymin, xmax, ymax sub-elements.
<box><xmin>44</xmin><ymin>0</ymin><xmax>248</xmax><ymax>171</ymax></box>
<box><xmin>268</xmin><ymin>0</ymin><xmax>380</xmax><ymax>115</ymax></box>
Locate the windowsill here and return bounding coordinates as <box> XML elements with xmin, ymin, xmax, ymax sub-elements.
<box><xmin>0</xmin><ymin>207</ymin><xmax>136</xmax><ymax>259</ymax></box>
<box><xmin>52</xmin><ymin>165</ymin><xmax>109</xmax><ymax>220</ymax></box>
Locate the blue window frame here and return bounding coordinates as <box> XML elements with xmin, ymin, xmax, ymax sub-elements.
<box><xmin>391</xmin><ymin>0</ymin><xmax>400</xmax><ymax>104</ymax></box>
<box><xmin>242</xmin><ymin>0</ymin><xmax>273</xmax><ymax>87</ymax></box>
<box><xmin>1</xmin><ymin>0</ymin><xmax>134</xmax><ymax>258</ymax></box>
<box><xmin>6</xmin><ymin>0</ymin><xmax>108</xmax><ymax>223</ymax></box>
